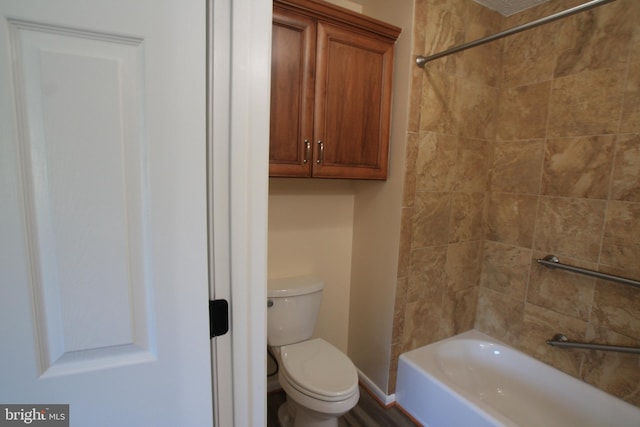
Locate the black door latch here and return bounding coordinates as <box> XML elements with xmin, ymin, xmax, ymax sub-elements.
<box><xmin>209</xmin><ymin>299</ymin><xmax>229</xmax><ymax>338</ymax></box>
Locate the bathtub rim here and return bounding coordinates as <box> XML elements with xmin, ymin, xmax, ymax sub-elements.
<box><xmin>395</xmin><ymin>329</ymin><xmax>640</xmax><ymax>427</ymax></box>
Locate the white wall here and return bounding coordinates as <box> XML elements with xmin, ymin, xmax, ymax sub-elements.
<box><xmin>324</xmin><ymin>0</ymin><xmax>363</xmax><ymax>13</ymax></box>
<box><xmin>349</xmin><ymin>0</ymin><xmax>414</xmax><ymax>395</ymax></box>
<box><xmin>268</xmin><ymin>178</ymin><xmax>355</xmax><ymax>352</ymax></box>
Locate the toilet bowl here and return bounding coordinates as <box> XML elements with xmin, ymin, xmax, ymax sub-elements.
<box><xmin>277</xmin><ymin>338</ymin><xmax>359</xmax><ymax>426</ymax></box>
<box><xmin>267</xmin><ymin>277</ymin><xmax>360</xmax><ymax>426</ymax></box>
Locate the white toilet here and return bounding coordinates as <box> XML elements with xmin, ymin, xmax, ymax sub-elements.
<box><xmin>267</xmin><ymin>276</ymin><xmax>359</xmax><ymax>427</ymax></box>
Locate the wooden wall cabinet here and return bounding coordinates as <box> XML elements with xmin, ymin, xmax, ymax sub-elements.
<box><xmin>269</xmin><ymin>0</ymin><xmax>401</xmax><ymax>179</ymax></box>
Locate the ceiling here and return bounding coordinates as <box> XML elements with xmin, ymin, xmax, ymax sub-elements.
<box><xmin>344</xmin><ymin>0</ymin><xmax>552</xmax><ymax>17</ymax></box>
<box><xmin>473</xmin><ymin>0</ymin><xmax>551</xmax><ymax>16</ymax></box>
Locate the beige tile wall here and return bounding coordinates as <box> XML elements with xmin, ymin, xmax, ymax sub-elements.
<box><xmin>389</xmin><ymin>0</ymin><xmax>501</xmax><ymax>392</ymax></box>
<box><xmin>391</xmin><ymin>0</ymin><xmax>640</xmax><ymax>406</ymax></box>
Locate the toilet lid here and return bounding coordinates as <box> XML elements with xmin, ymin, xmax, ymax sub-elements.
<box><xmin>280</xmin><ymin>338</ymin><xmax>358</xmax><ymax>401</ymax></box>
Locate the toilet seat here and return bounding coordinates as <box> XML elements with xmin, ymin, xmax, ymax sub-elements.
<box><xmin>279</xmin><ymin>338</ymin><xmax>359</xmax><ymax>402</ymax></box>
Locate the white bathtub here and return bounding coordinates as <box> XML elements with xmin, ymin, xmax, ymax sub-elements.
<box><xmin>396</xmin><ymin>330</ymin><xmax>640</xmax><ymax>427</ymax></box>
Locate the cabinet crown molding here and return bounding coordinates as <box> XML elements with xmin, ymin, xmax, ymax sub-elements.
<box><xmin>274</xmin><ymin>0</ymin><xmax>401</xmax><ymax>41</ymax></box>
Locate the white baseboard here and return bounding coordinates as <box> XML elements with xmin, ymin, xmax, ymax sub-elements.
<box><xmin>357</xmin><ymin>368</ymin><xmax>396</xmax><ymax>406</ymax></box>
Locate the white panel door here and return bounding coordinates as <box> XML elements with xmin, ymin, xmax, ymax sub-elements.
<box><xmin>0</xmin><ymin>0</ymin><xmax>213</xmax><ymax>425</ymax></box>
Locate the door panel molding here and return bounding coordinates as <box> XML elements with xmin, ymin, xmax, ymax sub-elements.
<box><xmin>9</xmin><ymin>19</ymin><xmax>154</xmax><ymax>377</ymax></box>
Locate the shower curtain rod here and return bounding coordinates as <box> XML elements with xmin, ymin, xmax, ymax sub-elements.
<box><xmin>415</xmin><ymin>0</ymin><xmax>616</xmax><ymax>67</ymax></box>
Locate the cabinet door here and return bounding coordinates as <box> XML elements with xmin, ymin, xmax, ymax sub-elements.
<box><xmin>314</xmin><ymin>22</ymin><xmax>394</xmax><ymax>179</ymax></box>
<box><xmin>269</xmin><ymin>8</ymin><xmax>316</xmax><ymax>177</ymax></box>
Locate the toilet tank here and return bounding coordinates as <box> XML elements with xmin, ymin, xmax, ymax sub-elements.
<box><xmin>267</xmin><ymin>276</ymin><xmax>324</xmax><ymax>347</ymax></box>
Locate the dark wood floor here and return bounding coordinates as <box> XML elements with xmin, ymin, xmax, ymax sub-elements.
<box><xmin>267</xmin><ymin>385</ymin><xmax>418</xmax><ymax>427</ymax></box>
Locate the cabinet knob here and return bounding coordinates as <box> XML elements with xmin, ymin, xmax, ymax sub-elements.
<box><xmin>317</xmin><ymin>141</ymin><xmax>324</xmax><ymax>164</ymax></box>
<box><xmin>303</xmin><ymin>139</ymin><xmax>311</xmax><ymax>164</ymax></box>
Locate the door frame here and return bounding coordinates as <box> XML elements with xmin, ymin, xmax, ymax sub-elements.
<box><xmin>208</xmin><ymin>0</ymin><xmax>271</xmax><ymax>425</ymax></box>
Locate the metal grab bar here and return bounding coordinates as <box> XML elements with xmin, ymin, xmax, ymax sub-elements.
<box><xmin>415</xmin><ymin>0</ymin><xmax>616</xmax><ymax>67</ymax></box>
<box><xmin>536</xmin><ymin>255</ymin><xmax>640</xmax><ymax>289</ymax></box>
<box><xmin>547</xmin><ymin>334</ymin><xmax>640</xmax><ymax>355</ymax></box>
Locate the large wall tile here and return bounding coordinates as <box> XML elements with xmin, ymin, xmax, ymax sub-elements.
<box><xmin>449</xmin><ymin>192</ymin><xmax>484</xmax><ymax>242</ymax></box>
<box><xmin>533</xmin><ymin>196</ymin><xmax>606</xmax><ymax>262</ymax></box>
<box><xmin>411</xmin><ymin>192</ymin><xmax>451</xmax><ymax>248</ymax></box>
<box><xmin>456</xmin><ymin>80</ymin><xmax>497</xmax><ymax>140</ymax></box>
<box><xmin>541</xmin><ymin>136</ymin><xmax>615</xmax><ymax>199</ymax></box>
<box><xmin>392</xmin><ymin>277</ymin><xmax>408</xmax><ymax>345</ymax></box>
<box><xmin>401</xmin><ymin>299</ymin><xmax>444</xmax><ymax>351</ymax></box>
<box><xmin>527</xmin><ymin>251</ymin><xmax>596</xmax><ymax>321</ymax></box>
<box><xmin>629</xmin><ymin>1</ymin><xmax>640</xmax><ymax>64</ymax></box>
<box><xmin>610</xmin><ymin>134</ymin><xmax>640</xmax><ymax>202</ymax></box>
<box><xmin>475</xmin><ymin>287</ymin><xmax>523</xmax><ymax>343</ymax></box>
<box><xmin>440</xmin><ymin>286</ymin><xmax>478</xmax><ymax>337</ymax></box>
<box><xmin>491</xmin><ymin>139</ymin><xmax>544</xmax><ymax>194</ymax></box>
<box><xmin>407</xmin><ymin>245</ymin><xmax>447</xmax><ymax>303</ymax></box>
<box><xmin>599</xmin><ymin>241</ymin><xmax>640</xmax><ymax>279</ymax></box>
<box><xmin>554</xmin><ymin>0</ymin><xmax>633</xmax><ymax>77</ymax></box>
<box><xmin>504</xmin><ymin>0</ymin><xmax>585</xmax><ymax>27</ymax></box>
<box><xmin>590</xmin><ymin>281</ymin><xmax>640</xmax><ymax>340</ymax></box>
<box><xmin>397</xmin><ymin>207</ymin><xmax>414</xmax><ymax>278</ymax></box>
<box><xmin>408</xmin><ymin>65</ymin><xmax>424</xmax><ymax>133</ymax></box>
<box><xmin>460</xmin><ymin>0</ymin><xmax>501</xmax><ymax>87</ymax></box>
<box><xmin>479</xmin><ymin>241</ymin><xmax>531</xmax><ymax>301</ymax></box>
<box><xmin>420</xmin><ymin>70</ymin><xmax>455</xmax><ymax>133</ymax></box>
<box><xmin>584</xmin><ymin>312</ymin><xmax>640</xmax><ymax>406</ymax></box>
<box><xmin>547</xmin><ymin>68</ymin><xmax>625</xmax><ymax>137</ymax></box>
<box><xmin>421</xmin><ymin>0</ymin><xmax>465</xmax><ymax>57</ymax></box>
<box><xmin>581</xmin><ymin>349</ymin><xmax>640</xmax><ymax>407</ymax></box>
<box><xmin>496</xmin><ymin>81</ymin><xmax>551</xmax><ymax>141</ymax></box>
<box><xmin>604</xmin><ymin>201</ymin><xmax>640</xmax><ymax>245</ymax></box>
<box><xmin>452</xmin><ymin>138</ymin><xmax>490</xmax><ymax>193</ymax></box>
<box><xmin>415</xmin><ymin>132</ymin><xmax>456</xmax><ymax>193</ymax></box>
<box><xmin>501</xmin><ymin>20</ymin><xmax>567</xmax><ymax>88</ymax></box>
<box><xmin>402</xmin><ymin>132</ymin><xmax>419</xmax><ymax>207</ymax></box>
<box><xmin>411</xmin><ymin>0</ymin><xmax>428</xmax><ymax>58</ymax></box>
<box><xmin>446</xmin><ymin>240</ymin><xmax>481</xmax><ymax>291</ymax></box>
<box><xmin>621</xmin><ymin>61</ymin><xmax>640</xmax><ymax>133</ymax></box>
<box><xmin>519</xmin><ymin>303</ymin><xmax>587</xmax><ymax>378</ymax></box>
<box><xmin>389</xmin><ymin>276</ymin><xmax>409</xmax><ymax>392</ymax></box>
<box><xmin>485</xmin><ymin>192</ymin><xmax>538</xmax><ymax>247</ymax></box>
<box><xmin>584</xmin><ymin>310</ymin><xmax>640</xmax><ymax>406</ymax></box>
